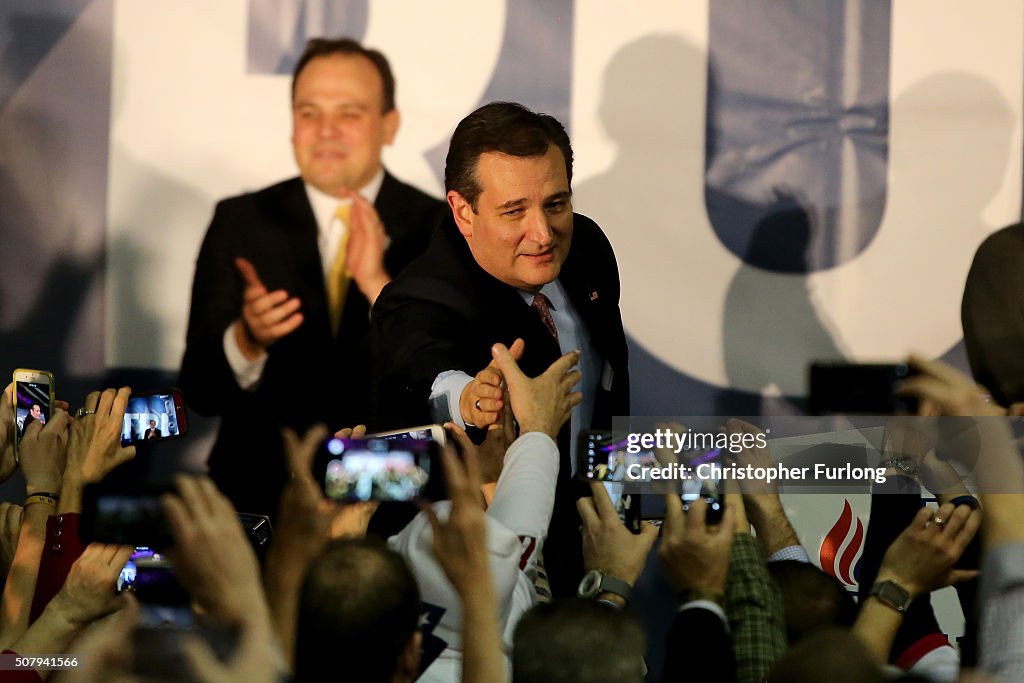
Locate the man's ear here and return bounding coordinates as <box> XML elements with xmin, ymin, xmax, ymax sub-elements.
<box><xmin>448</xmin><ymin>191</ymin><xmax>474</xmax><ymax>238</ymax></box>
<box><xmin>382</xmin><ymin>108</ymin><xmax>400</xmax><ymax>146</ymax></box>
<box><xmin>395</xmin><ymin>630</ymin><xmax>422</xmax><ymax>682</ymax></box>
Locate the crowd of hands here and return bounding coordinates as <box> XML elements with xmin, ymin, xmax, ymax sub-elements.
<box><xmin>0</xmin><ymin>343</ymin><xmax>1022</xmax><ymax>682</ymax></box>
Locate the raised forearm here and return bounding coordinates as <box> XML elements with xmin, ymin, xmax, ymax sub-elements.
<box><xmin>746</xmin><ymin>499</ymin><xmax>801</xmax><ymax>558</ymax></box>
<box><xmin>459</xmin><ymin>581</ymin><xmax>506</xmax><ymax>683</ymax></box>
<box><xmin>0</xmin><ymin>504</ymin><xmax>53</xmax><ymax>647</ymax></box>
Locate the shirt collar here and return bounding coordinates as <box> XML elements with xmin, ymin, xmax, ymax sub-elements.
<box><xmin>303</xmin><ymin>167</ymin><xmax>386</xmax><ymax>233</ymax></box>
<box><xmin>518</xmin><ymin>280</ymin><xmax>565</xmax><ymax>309</ymax></box>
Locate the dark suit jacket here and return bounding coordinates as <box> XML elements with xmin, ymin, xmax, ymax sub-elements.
<box><xmin>962</xmin><ymin>223</ymin><xmax>1024</xmax><ymax>406</ymax></box>
<box><xmin>370</xmin><ymin>212</ymin><xmax>629</xmax><ymax>595</ymax></box>
<box><xmin>662</xmin><ymin>607</ymin><xmax>736</xmax><ymax>683</ymax></box>
<box><xmin>180</xmin><ymin>172</ymin><xmax>445</xmax><ymax>516</ymax></box>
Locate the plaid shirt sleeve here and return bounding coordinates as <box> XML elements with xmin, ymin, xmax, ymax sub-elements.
<box><xmin>725</xmin><ymin>532</ymin><xmax>788</xmax><ymax>683</ymax></box>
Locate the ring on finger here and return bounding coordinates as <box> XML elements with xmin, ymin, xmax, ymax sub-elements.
<box><xmin>475</xmin><ymin>399</ymin><xmax>482</xmax><ymax>411</ymax></box>
<box><xmin>75</xmin><ymin>407</ymin><xmax>97</xmax><ymax>418</ymax></box>
<box><xmin>932</xmin><ymin>516</ymin><xmax>945</xmax><ymax>527</ymax></box>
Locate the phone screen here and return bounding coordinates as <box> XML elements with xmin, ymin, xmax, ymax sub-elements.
<box><xmin>121</xmin><ymin>391</ymin><xmax>186</xmax><ymax>446</ymax></box>
<box><xmin>14</xmin><ymin>379</ymin><xmax>52</xmax><ymax>447</ymax></box>
<box><xmin>678</xmin><ymin>447</ymin><xmax>724</xmax><ymax>524</ymax></box>
<box><xmin>320</xmin><ymin>438</ymin><xmax>432</xmax><ymax>502</ymax></box>
<box><xmin>579</xmin><ymin>432</ymin><xmax>650</xmax><ymax>530</ymax></box>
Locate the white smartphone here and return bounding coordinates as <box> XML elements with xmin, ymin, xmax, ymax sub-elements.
<box><xmin>13</xmin><ymin>368</ymin><xmax>55</xmax><ymax>452</ymax></box>
<box><xmin>367</xmin><ymin>424</ymin><xmax>447</xmax><ymax>448</ymax></box>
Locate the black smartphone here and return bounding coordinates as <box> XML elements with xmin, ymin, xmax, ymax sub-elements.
<box><xmin>638</xmin><ymin>447</ymin><xmax>725</xmax><ymax>526</ymax></box>
<box><xmin>237</xmin><ymin>512</ymin><xmax>273</xmax><ymax>558</ymax></box>
<box><xmin>315</xmin><ymin>437</ymin><xmax>435</xmax><ymax>502</ymax></box>
<box><xmin>809</xmin><ymin>362</ymin><xmax>919</xmax><ymax>415</ymax></box>
<box><xmin>12</xmin><ymin>369</ymin><xmax>55</xmax><ymax>452</ymax></box>
<box><xmin>578</xmin><ymin>431</ymin><xmax>642</xmax><ymax>532</ymax></box>
<box><xmin>121</xmin><ymin>389</ymin><xmax>188</xmax><ymax>446</ymax></box>
<box><xmin>80</xmin><ymin>483</ymin><xmax>175</xmax><ymax>549</ymax></box>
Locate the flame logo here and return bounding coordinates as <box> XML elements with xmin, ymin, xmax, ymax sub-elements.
<box><xmin>819</xmin><ymin>500</ymin><xmax>864</xmax><ymax>586</ymax></box>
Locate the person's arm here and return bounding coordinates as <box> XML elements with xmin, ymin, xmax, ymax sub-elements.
<box><xmin>658</xmin><ymin>495</ymin><xmax>737</xmax><ymax>683</ymax></box>
<box><xmin>0</xmin><ymin>411</ymin><xmax>70</xmax><ymax>648</ymax></box>
<box><xmin>724</xmin><ymin>517</ymin><xmax>788</xmax><ymax>683</ymax></box>
<box><xmin>852</xmin><ymin>503</ymin><xmax>980</xmax><ymax>663</ymax></box>
<box><xmin>577</xmin><ymin>482</ymin><xmax>659</xmax><ymax>608</ymax></box>
<box><xmin>723</xmin><ymin>420</ymin><xmax>804</xmax><ymax>558</ymax></box>
<box><xmin>263</xmin><ymin>424</ymin><xmax>375</xmax><ymax>666</ymax></box>
<box><xmin>29</xmin><ymin>389</ymin><xmax>136</xmax><ymax>623</ymax></box>
<box><xmin>9</xmin><ymin>544</ymin><xmax>131</xmax><ymax>680</ymax></box>
<box><xmin>422</xmin><ymin>446</ymin><xmax>506</xmax><ymax>683</ymax></box>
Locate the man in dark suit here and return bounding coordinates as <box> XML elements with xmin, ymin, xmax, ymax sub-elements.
<box><xmin>180</xmin><ymin>38</ymin><xmax>445</xmax><ymax>516</ymax></box>
<box><xmin>371</xmin><ymin>102</ymin><xmax>629</xmax><ymax>595</ymax></box>
<box><xmin>143</xmin><ymin>419</ymin><xmax>159</xmax><ymax>440</ymax></box>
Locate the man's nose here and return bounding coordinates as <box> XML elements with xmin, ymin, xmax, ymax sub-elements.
<box><xmin>524</xmin><ymin>209</ymin><xmax>554</xmax><ymax>246</ymax></box>
<box><xmin>319</xmin><ymin>114</ymin><xmax>343</xmax><ymax>138</ymax></box>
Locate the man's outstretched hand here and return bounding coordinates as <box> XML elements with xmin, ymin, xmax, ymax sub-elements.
<box><xmin>490</xmin><ymin>340</ymin><xmax>582</xmax><ymax>439</ymax></box>
<box><xmin>233</xmin><ymin>257</ymin><xmax>304</xmax><ymax>360</ymax></box>
<box><xmin>460</xmin><ymin>338</ymin><xmax>525</xmax><ymax>428</ymax></box>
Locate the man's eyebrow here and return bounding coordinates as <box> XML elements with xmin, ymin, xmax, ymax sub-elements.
<box><xmin>496</xmin><ymin>198</ymin><xmax>528</xmax><ymax>211</ymax></box>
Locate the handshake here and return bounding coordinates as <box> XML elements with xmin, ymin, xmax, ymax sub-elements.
<box><xmin>458</xmin><ymin>338</ymin><xmax>583</xmax><ymax>440</ymax></box>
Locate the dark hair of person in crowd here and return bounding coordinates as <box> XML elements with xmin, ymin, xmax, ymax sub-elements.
<box><xmin>294</xmin><ymin>537</ymin><xmax>421</xmax><ymax>683</ymax></box>
<box><xmin>444</xmin><ymin>101</ymin><xmax>574</xmax><ymax>210</ymax></box>
<box><xmin>767</xmin><ymin>628</ymin><xmax>886</xmax><ymax>683</ymax></box>
<box><xmin>512</xmin><ymin>598</ymin><xmax>645</xmax><ymax>683</ymax></box>
<box><xmin>768</xmin><ymin>560</ymin><xmax>858</xmax><ymax>643</ymax></box>
<box><xmin>291</xmin><ymin>36</ymin><xmax>396</xmax><ymax>112</ymax></box>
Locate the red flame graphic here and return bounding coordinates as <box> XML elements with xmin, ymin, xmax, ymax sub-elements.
<box><xmin>819</xmin><ymin>500</ymin><xmax>864</xmax><ymax>586</ymax></box>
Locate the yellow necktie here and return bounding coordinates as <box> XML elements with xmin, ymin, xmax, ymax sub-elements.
<box><xmin>327</xmin><ymin>202</ymin><xmax>352</xmax><ymax>335</ymax></box>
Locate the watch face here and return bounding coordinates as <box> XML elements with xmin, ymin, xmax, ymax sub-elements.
<box><xmin>874</xmin><ymin>581</ymin><xmax>910</xmax><ymax>611</ymax></box>
<box><xmin>578</xmin><ymin>570</ymin><xmax>602</xmax><ymax>598</ymax></box>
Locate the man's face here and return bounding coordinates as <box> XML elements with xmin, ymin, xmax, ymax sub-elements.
<box><xmin>150</xmin><ymin>420</ymin><xmax>157</xmax><ymax>428</ymax></box>
<box><xmin>449</xmin><ymin>146</ymin><xmax>573</xmax><ymax>292</ymax></box>
<box><xmin>292</xmin><ymin>54</ymin><xmax>399</xmax><ymax>195</ymax></box>
<box><xmin>30</xmin><ymin>405</ymin><xmax>41</xmax><ymax>419</ymax></box>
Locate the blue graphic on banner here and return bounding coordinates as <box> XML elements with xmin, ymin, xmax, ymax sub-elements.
<box><xmin>705</xmin><ymin>1</ymin><xmax>891</xmax><ymax>273</ymax></box>
<box><xmin>0</xmin><ymin>0</ymin><xmax>92</xmax><ymax>109</ymax></box>
<box><xmin>247</xmin><ymin>0</ymin><xmax>369</xmax><ymax>74</ymax></box>
<box><xmin>423</xmin><ymin>0</ymin><xmax>574</xmax><ymax>185</ymax></box>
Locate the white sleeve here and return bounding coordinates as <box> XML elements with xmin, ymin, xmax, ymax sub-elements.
<box><xmin>429</xmin><ymin>371</ymin><xmax>474</xmax><ymax>427</ymax></box>
<box><xmin>487</xmin><ymin>431</ymin><xmax>559</xmax><ymax>574</ymax></box>
<box><xmin>222</xmin><ymin>323</ymin><xmax>268</xmax><ymax>391</ymax></box>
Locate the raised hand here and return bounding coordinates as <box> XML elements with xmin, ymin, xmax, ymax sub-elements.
<box><xmin>234</xmin><ymin>257</ymin><xmax>303</xmax><ymax>359</ymax></box>
<box><xmin>343</xmin><ymin>191</ymin><xmax>391</xmax><ymax>305</ymax></box>
<box><xmin>658</xmin><ymin>495</ymin><xmax>735</xmax><ymax>595</ymax></box>
<box><xmin>460</xmin><ymin>338</ymin><xmax>525</xmax><ymax>429</ymax></box>
<box><xmin>577</xmin><ymin>482</ymin><xmax>659</xmax><ymax>603</ymax></box>
<box><xmin>67</xmin><ymin>389</ymin><xmax>136</xmax><ymax>485</ymax></box>
<box><xmin>163</xmin><ymin>476</ymin><xmax>268</xmax><ymax>628</ymax></box>
<box><xmin>876</xmin><ymin>502</ymin><xmax>981</xmax><ymax>598</ymax></box>
<box><xmin>489</xmin><ymin>340</ymin><xmax>581</xmax><ymax>439</ymax></box>
<box><xmin>19</xmin><ymin>408</ymin><xmax>71</xmax><ymax>496</ymax></box>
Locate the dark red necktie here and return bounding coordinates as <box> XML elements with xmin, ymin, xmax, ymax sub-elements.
<box><xmin>531</xmin><ymin>293</ymin><xmax>559</xmax><ymax>342</ymax></box>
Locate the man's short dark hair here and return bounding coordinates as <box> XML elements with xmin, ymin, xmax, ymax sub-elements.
<box><xmin>767</xmin><ymin>561</ymin><xmax>857</xmax><ymax>643</ymax></box>
<box><xmin>294</xmin><ymin>537</ymin><xmax>420</xmax><ymax>683</ymax></box>
<box><xmin>445</xmin><ymin>101</ymin><xmax>573</xmax><ymax>210</ymax></box>
<box><xmin>767</xmin><ymin>628</ymin><xmax>886</xmax><ymax>683</ymax></box>
<box><xmin>513</xmin><ymin>599</ymin><xmax>645</xmax><ymax>683</ymax></box>
<box><xmin>291</xmin><ymin>37</ymin><xmax>396</xmax><ymax>112</ymax></box>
